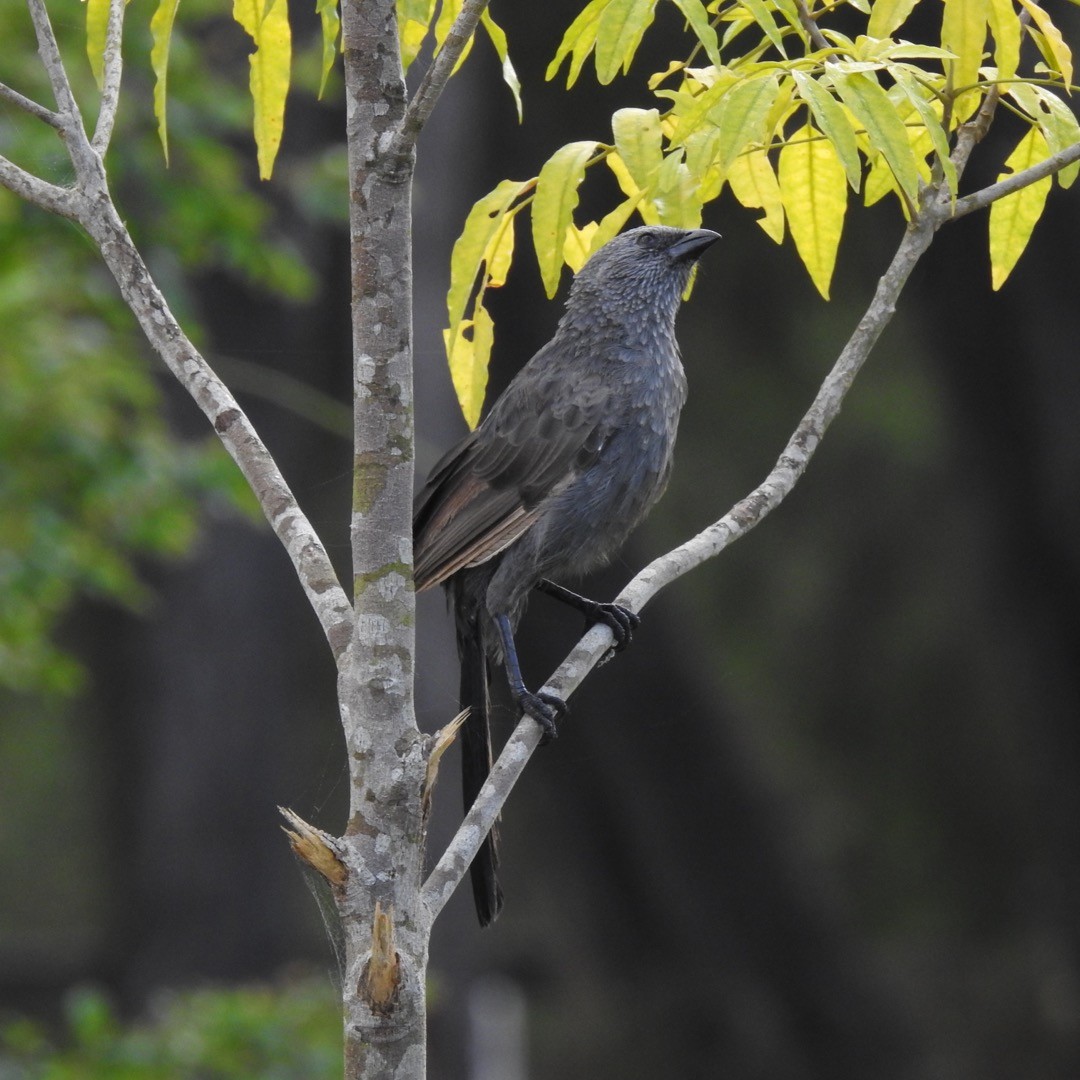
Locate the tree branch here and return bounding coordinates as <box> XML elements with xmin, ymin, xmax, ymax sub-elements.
<box><xmin>26</xmin><ymin>0</ymin><xmax>83</xmax><ymax>125</ymax></box>
<box><xmin>422</xmin><ymin>204</ymin><xmax>947</xmax><ymax>923</ymax></box>
<box><xmin>393</xmin><ymin>0</ymin><xmax>489</xmax><ymax>157</ymax></box>
<box><xmin>0</xmin><ymin>153</ymin><xmax>76</xmax><ymax>216</ymax></box>
<box><xmin>949</xmin><ymin>138</ymin><xmax>1080</xmax><ymax>221</ymax></box>
<box><xmin>795</xmin><ymin>0</ymin><xmax>830</xmax><ymax>52</ymax></box>
<box><xmin>0</xmin><ymin>79</ymin><xmax>64</xmax><ymax>129</ymax></box>
<box><xmin>91</xmin><ymin>0</ymin><xmax>125</xmax><ymax>154</ymax></box>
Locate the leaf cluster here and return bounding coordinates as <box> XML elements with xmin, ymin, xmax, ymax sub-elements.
<box><xmin>438</xmin><ymin>0</ymin><xmax>1078</xmax><ymax>426</ymax></box>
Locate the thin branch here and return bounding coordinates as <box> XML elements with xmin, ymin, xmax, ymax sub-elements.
<box><xmin>0</xmin><ymin>153</ymin><xmax>76</xmax><ymax>217</ymax></box>
<box><xmin>795</xmin><ymin>0</ymin><xmax>830</xmax><ymax>52</ymax></box>
<box><xmin>950</xmin><ymin>83</ymin><xmax>1002</xmax><ymax>180</ymax></box>
<box><xmin>91</xmin><ymin>0</ymin><xmax>125</xmax><ymax>154</ymax></box>
<box><xmin>26</xmin><ymin>0</ymin><xmax>83</xmax><ymax>125</ymax></box>
<box><xmin>422</xmin><ymin>206</ymin><xmax>945</xmax><ymax>922</ymax></box>
<box><xmin>393</xmin><ymin>0</ymin><xmax>489</xmax><ymax>157</ymax></box>
<box><xmin>0</xmin><ymin>79</ymin><xmax>64</xmax><ymax>129</ymax></box>
<box><xmin>950</xmin><ymin>139</ymin><xmax>1080</xmax><ymax>221</ymax></box>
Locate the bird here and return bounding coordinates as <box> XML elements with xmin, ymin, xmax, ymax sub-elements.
<box><xmin>413</xmin><ymin>224</ymin><xmax>720</xmax><ymax>925</ymax></box>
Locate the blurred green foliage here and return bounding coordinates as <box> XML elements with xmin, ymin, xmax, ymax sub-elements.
<box><xmin>0</xmin><ymin>978</ymin><xmax>341</xmax><ymax>1079</ymax></box>
<box><xmin>0</xmin><ymin>0</ymin><xmax>341</xmax><ymax>693</ymax></box>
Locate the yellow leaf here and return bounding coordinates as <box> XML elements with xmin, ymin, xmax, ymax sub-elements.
<box><xmin>150</xmin><ymin>0</ymin><xmax>180</xmax><ymax>164</ymax></box>
<box><xmin>1016</xmin><ymin>0</ymin><xmax>1073</xmax><ymax>87</ymax></box>
<box><xmin>728</xmin><ymin>148</ymin><xmax>785</xmax><ymax>243</ymax></box>
<box><xmin>233</xmin><ymin>0</ymin><xmax>292</xmax><ymax>180</ymax></box>
<box><xmin>443</xmin><ymin>305</ymin><xmax>495</xmax><ymax>430</ymax></box>
<box><xmin>595</xmin><ymin>0</ymin><xmax>658</xmax><ymax>84</ymax></box>
<box><xmin>532</xmin><ymin>141</ymin><xmax>599</xmax><ymax>295</ymax></box>
<box><xmin>940</xmin><ymin>0</ymin><xmax>989</xmax><ymax>109</ymax></box>
<box><xmin>483</xmin><ymin>210</ymin><xmax>516</xmax><ymax>287</ymax></box>
<box><xmin>564</xmin><ymin>221</ymin><xmax>600</xmax><ymax>271</ymax></box>
<box><xmin>655</xmin><ymin>151</ymin><xmax>702</xmax><ymax>227</ymax></box>
<box><xmin>867</xmin><ymin>0</ymin><xmax>919</xmax><ymax>38</ymax></box>
<box><xmin>986</xmin><ymin>0</ymin><xmax>1020</xmax><ymax>80</ymax></box>
<box><xmin>398</xmin><ymin>0</ymin><xmax>437</xmax><ymax>73</ymax></box>
<box><xmin>778</xmin><ymin>123</ymin><xmax>847</xmax><ymax>298</ymax></box>
<box><xmin>547</xmin><ymin>0</ymin><xmax>608</xmax><ymax>88</ymax></box>
<box><xmin>612</xmin><ymin>108</ymin><xmax>664</xmax><ymax>190</ymax></box>
<box><xmin>85</xmin><ymin>0</ymin><xmax>110</xmax><ymax>89</ymax></box>
<box><xmin>989</xmin><ymin>126</ymin><xmax>1051</xmax><ymax>289</ymax></box>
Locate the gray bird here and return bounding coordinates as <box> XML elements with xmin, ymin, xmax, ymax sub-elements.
<box><xmin>414</xmin><ymin>224</ymin><xmax>720</xmax><ymax>925</ymax></box>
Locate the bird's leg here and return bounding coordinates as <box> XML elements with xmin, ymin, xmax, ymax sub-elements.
<box><xmin>535</xmin><ymin>579</ymin><xmax>640</xmax><ymax>652</ymax></box>
<box><xmin>494</xmin><ymin>613</ymin><xmax>566</xmax><ymax>743</ymax></box>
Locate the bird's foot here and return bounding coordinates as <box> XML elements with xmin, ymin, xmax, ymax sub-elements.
<box><xmin>586</xmin><ymin>601</ymin><xmax>640</xmax><ymax>653</ymax></box>
<box><xmin>515</xmin><ymin>689</ymin><xmax>567</xmax><ymax>745</ymax></box>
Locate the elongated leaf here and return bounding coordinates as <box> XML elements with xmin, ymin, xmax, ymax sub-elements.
<box><xmin>672</xmin><ymin>0</ymin><xmax>723</xmax><ymax>66</ymax></box>
<box><xmin>778</xmin><ymin>123</ymin><xmax>847</xmax><ymax>298</ymax></box>
<box><xmin>792</xmin><ymin>70</ymin><xmax>862</xmax><ymax>190</ymax></box>
<box><xmin>86</xmin><ymin>0</ymin><xmax>110</xmax><ymax>88</ymax></box>
<box><xmin>986</xmin><ymin>0</ymin><xmax>1020</xmax><ymax>80</ymax></box>
<box><xmin>316</xmin><ymin>0</ymin><xmax>341</xmax><ymax>96</ymax></box>
<box><xmin>564</xmin><ymin>221</ymin><xmax>601</xmax><ymax>272</ymax></box>
<box><xmin>940</xmin><ymin>0</ymin><xmax>989</xmax><ymax>102</ymax></box>
<box><xmin>398</xmin><ymin>0</ymin><xmax>437</xmax><ymax>72</ymax></box>
<box><xmin>595</xmin><ymin>0</ymin><xmax>658</xmax><ymax>83</ymax></box>
<box><xmin>532</xmin><ymin>141</ymin><xmax>598</xmax><ymax>295</ymax></box>
<box><xmin>830</xmin><ymin>67</ymin><xmax>920</xmax><ymax>204</ymax></box>
<box><xmin>447</xmin><ymin>179</ymin><xmax>529</xmax><ymax>332</ymax></box>
<box><xmin>1007</xmin><ymin>83</ymin><xmax>1080</xmax><ymax>187</ymax></box>
<box><xmin>712</xmin><ymin>73</ymin><xmax>779</xmax><ymax>172</ymax></box>
<box><xmin>891</xmin><ymin>66</ymin><xmax>958</xmax><ymax>193</ymax></box>
<box><xmin>612</xmin><ymin>108</ymin><xmax>664</xmax><ymax>189</ymax></box>
<box><xmin>233</xmin><ymin>0</ymin><xmax>292</xmax><ymax>180</ymax></box>
<box><xmin>443</xmin><ymin>302</ymin><xmax>495</xmax><ymax>430</ymax></box>
<box><xmin>547</xmin><ymin>0</ymin><xmax>608</xmax><ymax>87</ymax></box>
<box><xmin>739</xmin><ymin>0</ymin><xmax>787</xmax><ymax>55</ymax></box>
<box><xmin>150</xmin><ymin>0</ymin><xmax>181</xmax><ymax>163</ymax></box>
<box><xmin>668</xmin><ymin>69</ymin><xmax>738</xmax><ymax>144</ymax></box>
<box><xmin>655</xmin><ymin>151</ymin><xmax>702</xmax><ymax>226</ymax></box>
<box><xmin>728</xmin><ymin>146</ymin><xmax>785</xmax><ymax>242</ymax></box>
<box><xmin>481</xmin><ymin>11</ymin><xmax>523</xmax><ymax>121</ymax></box>
<box><xmin>989</xmin><ymin>126</ymin><xmax>1052</xmax><ymax>289</ymax></box>
<box><xmin>1016</xmin><ymin>0</ymin><xmax>1073</xmax><ymax>85</ymax></box>
<box><xmin>867</xmin><ymin>0</ymin><xmax>919</xmax><ymax>38</ymax></box>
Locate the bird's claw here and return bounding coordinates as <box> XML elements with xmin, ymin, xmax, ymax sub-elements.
<box><xmin>590</xmin><ymin>602</ymin><xmax>640</xmax><ymax>652</ymax></box>
<box><xmin>516</xmin><ymin>689</ymin><xmax>567</xmax><ymax>745</ymax></box>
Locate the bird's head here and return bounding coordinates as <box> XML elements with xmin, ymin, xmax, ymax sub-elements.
<box><xmin>567</xmin><ymin>225</ymin><xmax>721</xmax><ymax>317</ymax></box>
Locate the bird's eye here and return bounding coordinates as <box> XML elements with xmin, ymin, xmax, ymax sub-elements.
<box><xmin>636</xmin><ymin>230</ymin><xmax>660</xmax><ymax>250</ymax></box>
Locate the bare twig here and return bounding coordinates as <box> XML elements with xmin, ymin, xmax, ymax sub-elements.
<box><xmin>0</xmin><ymin>154</ymin><xmax>76</xmax><ymax>216</ymax></box>
<box><xmin>26</xmin><ymin>0</ymin><xmax>82</xmax><ymax>125</ymax></box>
<box><xmin>0</xmin><ymin>80</ymin><xmax>64</xmax><ymax>129</ymax></box>
<box><xmin>423</xmin><ymin>207</ymin><xmax>944</xmax><ymax>921</ymax></box>
<box><xmin>951</xmin><ymin>83</ymin><xmax>1002</xmax><ymax>179</ymax></box>
<box><xmin>795</xmin><ymin>0</ymin><xmax>830</xmax><ymax>52</ymax></box>
<box><xmin>393</xmin><ymin>0</ymin><xmax>489</xmax><ymax>157</ymax></box>
<box><xmin>950</xmin><ymin>139</ymin><xmax>1080</xmax><ymax>220</ymax></box>
<box><xmin>91</xmin><ymin>0</ymin><xmax>126</xmax><ymax>153</ymax></box>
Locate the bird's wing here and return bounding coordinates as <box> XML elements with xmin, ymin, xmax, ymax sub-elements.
<box><xmin>413</xmin><ymin>363</ymin><xmax>614</xmax><ymax>591</ymax></box>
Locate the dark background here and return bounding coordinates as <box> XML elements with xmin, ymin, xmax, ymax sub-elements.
<box><xmin>3</xmin><ymin>2</ymin><xmax>1080</xmax><ymax>1077</ymax></box>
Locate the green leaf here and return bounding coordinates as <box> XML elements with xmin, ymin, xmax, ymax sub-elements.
<box><xmin>612</xmin><ymin>108</ymin><xmax>664</xmax><ymax>189</ymax></box>
<box><xmin>595</xmin><ymin>0</ymin><xmax>659</xmax><ymax>83</ymax></box>
<box><xmin>150</xmin><ymin>0</ymin><xmax>181</xmax><ymax>164</ymax></box>
<box><xmin>1007</xmin><ymin>83</ymin><xmax>1080</xmax><ymax>187</ymax></box>
<box><xmin>316</xmin><ymin>0</ymin><xmax>341</xmax><ymax>97</ymax></box>
<box><xmin>712</xmin><ymin>73</ymin><xmax>780</xmax><ymax>173</ymax></box>
<box><xmin>792</xmin><ymin>70</ymin><xmax>862</xmax><ymax>190</ymax></box>
<box><xmin>671</xmin><ymin>0</ymin><xmax>723</xmax><ymax>66</ymax></box>
<box><xmin>892</xmin><ymin>67</ymin><xmax>958</xmax><ymax>193</ymax></box>
<box><xmin>481</xmin><ymin>10</ymin><xmax>523</xmax><ymax>121</ymax></box>
<box><xmin>778</xmin><ymin>123</ymin><xmax>848</xmax><ymax>298</ymax></box>
<box><xmin>655</xmin><ymin>151</ymin><xmax>703</xmax><ymax>226</ymax></box>
<box><xmin>829</xmin><ymin>67</ymin><xmax>920</xmax><ymax>204</ymax></box>
<box><xmin>738</xmin><ymin>0</ymin><xmax>788</xmax><ymax>56</ymax></box>
<box><xmin>728</xmin><ymin>146</ymin><xmax>785</xmax><ymax>242</ymax></box>
<box><xmin>1016</xmin><ymin>0</ymin><xmax>1073</xmax><ymax>86</ymax></box>
<box><xmin>398</xmin><ymin>0</ymin><xmax>438</xmax><ymax>72</ymax></box>
<box><xmin>85</xmin><ymin>0</ymin><xmax>110</xmax><ymax>88</ymax></box>
<box><xmin>547</xmin><ymin>0</ymin><xmax>608</xmax><ymax>87</ymax></box>
<box><xmin>532</xmin><ymin>141</ymin><xmax>598</xmax><ymax>295</ymax></box>
<box><xmin>989</xmin><ymin>126</ymin><xmax>1052</xmax><ymax>289</ymax></box>
<box><xmin>986</xmin><ymin>0</ymin><xmax>1021</xmax><ymax>80</ymax></box>
<box><xmin>233</xmin><ymin>0</ymin><xmax>292</xmax><ymax>180</ymax></box>
<box><xmin>867</xmin><ymin>0</ymin><xmax>920</xmax><ymax>38</ymax></box>
<box><xmin>940</xmin><ymin>0</ymin><xmax>989</xmax><ymax>101</ymax></box>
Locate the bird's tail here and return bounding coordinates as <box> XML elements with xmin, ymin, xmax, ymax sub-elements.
<box><xmin>458</xmin><ymin>622</ymin><xmax>504</xmax><ymax>927</ymax></box>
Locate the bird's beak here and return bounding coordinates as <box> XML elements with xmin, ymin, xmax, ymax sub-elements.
<box><xmin>669</xmin><ymin>229</ymin><xmax>722</xmax><ymax>262</ymax></box>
